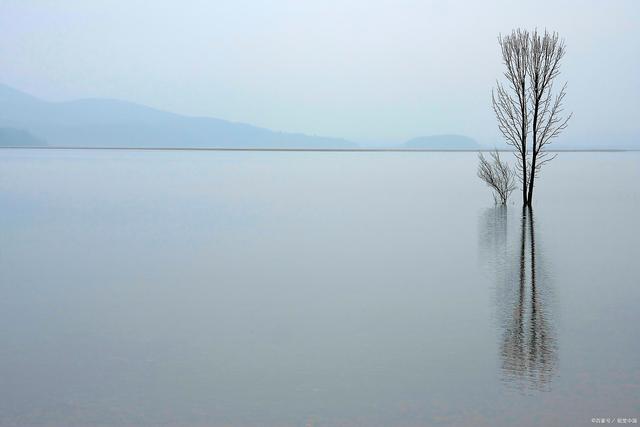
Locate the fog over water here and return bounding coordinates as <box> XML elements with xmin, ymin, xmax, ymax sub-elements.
<box><xmin>0</xmin><ymin>150</ymin><xmax>638</xmax><ymax>426</ymax></box>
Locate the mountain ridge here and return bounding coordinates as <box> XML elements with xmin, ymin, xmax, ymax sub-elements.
<box><xmin>0</xmin><ymin>84</ymin><xmax>356</xmax><ymax>149</ymax></box>
<box><xmin>0</xmin><ymin>84</ymin><xmax>492</xmax><ymax>150</ymax></box>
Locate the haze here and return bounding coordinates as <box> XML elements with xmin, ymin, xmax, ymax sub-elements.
<box><xmin>1</xmin><ymin>0</ymin><xmax>638</xmax><ymax>147</ymax></box>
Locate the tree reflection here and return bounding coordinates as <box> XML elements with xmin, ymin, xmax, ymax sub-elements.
<box><xmin>482</xmin><ymin>207</ymin><xmax>557</xmax><ymax>391</ymax></box>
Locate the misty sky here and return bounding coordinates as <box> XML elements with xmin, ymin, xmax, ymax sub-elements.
<box><xmin>1</xmin><ymin>0</ymin><xmax>638</xmax><ymax>146</ymax></box>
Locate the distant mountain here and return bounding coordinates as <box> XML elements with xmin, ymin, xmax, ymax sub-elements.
<box><xmin>0</xmin><ymin>127</ymin><xmax>45</xmax><ymax>147</ymax></box>
<box><xmin>404</xmin><ymin>134</ymin><xmax>481</xmax><ymax>150</ymax></box>
<box><xmin>0</xmin><ymin>84</ymin><xmax>355</xmax><ymax>149</ymax></box>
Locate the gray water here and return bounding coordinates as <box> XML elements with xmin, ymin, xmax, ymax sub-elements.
<box><xmin>0</xmin><ymin>150</ymin><xmax>638</xmax><ymax>427</ymax></box>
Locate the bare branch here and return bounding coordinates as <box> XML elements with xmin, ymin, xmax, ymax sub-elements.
<box><xmin>526</xmin><ymin>29</ymin><xmax>572</xmax><ymax>201</ymax></box>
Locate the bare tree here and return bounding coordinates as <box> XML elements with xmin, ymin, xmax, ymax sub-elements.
<box><xmin>492</xmin><ymin>29</ymin><xmax>530</xmax><ymax>205</ymax></box>
<box><xmin>526</xmin><ymin>30</ymin><xmax>572</xmax><ymax>205</ymax></box>
<box><xmin>492</xmin><ymin>29</ymin><xmax>571</xmax><ymax>207</ymax></box>
<box><xmin>478</xmin><ymin>150</ymin><xmax>517</xmax><ymax>205</ymax></box>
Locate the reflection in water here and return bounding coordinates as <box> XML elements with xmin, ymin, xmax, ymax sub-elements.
<box><xmin>481</xmin><ymin>207</ymin><xmax>557</xmax><ymax>391</ymax></box>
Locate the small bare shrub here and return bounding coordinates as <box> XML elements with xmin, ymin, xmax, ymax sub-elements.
<box><xmin>478</xmin><ymin>150</ymin><xmax>517</xmax><ymax>205</ymax></box>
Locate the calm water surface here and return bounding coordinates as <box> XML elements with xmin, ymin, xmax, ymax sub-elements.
<box><xmin>0</xmin><ymin>150</ymin><xmax>638</xmax><ymax>426</ymax></box>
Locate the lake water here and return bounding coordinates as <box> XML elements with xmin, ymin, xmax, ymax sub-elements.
<box><xmin>0</xmin><ymin>149</ymin><xmax>638</xmax><ymax>427</ymax></box>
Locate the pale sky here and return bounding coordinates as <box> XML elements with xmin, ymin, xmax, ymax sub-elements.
<box><xmin>1</xmin><ymin>0</ymin><xmax>638</xmax><ymax>146</ymax></box>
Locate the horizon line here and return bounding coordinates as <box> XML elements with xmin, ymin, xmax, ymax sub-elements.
<box><xmin>0</xmin><ymin>146</ymin><xmax>635</xmax><ymax>153</ymax></box>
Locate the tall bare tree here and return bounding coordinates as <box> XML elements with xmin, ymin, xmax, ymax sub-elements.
<box><xmin>492</xmin><ymin>29</ymin><xmax>571</xmax><ymax>207</ymax></box>
<box><xmin>526</xmin><ymin>30</ymin><xmax>572</xmax><ymax>205</ymax></box>
<box><xmin>492</xmin><ymin>30</ymin><xmax>530</xmax><ymax>205</ymax></box>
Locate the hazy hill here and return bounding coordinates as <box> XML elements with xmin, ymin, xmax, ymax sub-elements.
<box><xmin>0</xmin><ymin>127</ymin><xmax>45</xmax><ymax>147</ymax></box>
<box><xmin>0</xmin><ymin>84</ymin><xmax>355</xmax><ymax>149</ymax></box>
<box><xmin>404</xmin><ymin>134</ymin><xmax>481</xmax><ymax>150</ymax></box>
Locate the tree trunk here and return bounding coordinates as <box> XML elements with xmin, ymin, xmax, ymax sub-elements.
<box><xmin>521</xmin><ymin>80</ymin><xmax>528</xmax><ymax>207</ymax></box>
<box><xmin>522</xmin><ymin>164</ymin><xmax>528</xmax><ymax>206</ymax></box>
<box><xmin>527</xmin><ymin>93</ymin><xmax>540</xmax><ymax>207</ymax></box>
<box><xmin>527</xmin><ymin>158</ymin><xmax>536</xmax><ymax>206</ymax></box>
